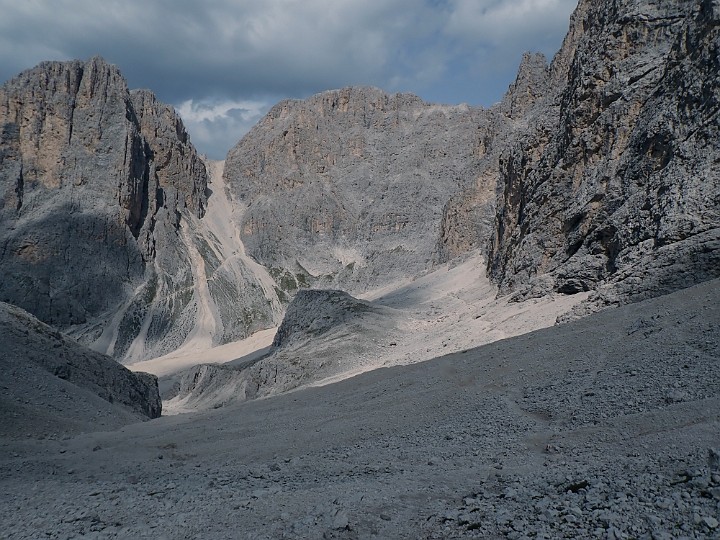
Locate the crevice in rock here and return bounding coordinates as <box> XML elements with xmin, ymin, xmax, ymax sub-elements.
<box><xmin>137</xmin><ymin>139</ymin><xmax>152</xmax><ymax>237</ymax></box>
<box><xmin>15</xmin><ymin>166</ymin><xmax>23</xmax><ymax>211</ymax></box>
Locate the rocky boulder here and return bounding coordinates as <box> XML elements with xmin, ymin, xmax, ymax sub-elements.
<box><xmin>272</xmin><ymin>289</ymin><xmax>377</xmax><ymax>347</ymax></box>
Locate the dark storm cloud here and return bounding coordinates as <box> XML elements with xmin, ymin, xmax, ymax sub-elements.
<box><xmin>0</xmin><ymin>0</ymin><xmax>435</xmax><ymax>100</ymax></box>
<box><xmin>0</xmin><ymin>0</ymin><xmax>577</xmax><ymax>158</ymax></box>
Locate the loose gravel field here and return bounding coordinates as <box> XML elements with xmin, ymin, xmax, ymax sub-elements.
<box><xmin>1</xmin><ymin>280</ymin><xmax>719</xmax><ymax>539</ymax></box>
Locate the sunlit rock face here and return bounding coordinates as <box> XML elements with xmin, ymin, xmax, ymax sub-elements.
<box><xmin>224</xmin><ymin>86</ymin><xmax>498</xmax><ymax>294</ymax></box>
<box><xmin>488</xmin><ymin>0</ymin><xmax>720</xmax><ymax>312</ymax></box>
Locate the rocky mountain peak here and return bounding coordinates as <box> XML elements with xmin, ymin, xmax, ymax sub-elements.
<box><xmin>502</xmin><ymin>52</ymin><xmax>550</xmax><ymax>120</ymax></box>
<box><xmin>2</xmin><ymin>0</ymin><xmax>718</xmax><ymax>370</ymax></box>
<box><xmin>224</xmin><ymin>85</ymin><xmax>491</xmax><ymax>294</ymax></box>
<box><xmin>1</xmin><ymin>56</ymin><xmax>126</xmax><ymax>193</ymax></box>
<box><xmin>129</xmin><ymin>88</ymin><xmax>207</xmax><ymax>219</ymax></box>
<box><xmin>488</xmin><ymin>0</ymin><xmax>720</xmax><ymax>310</ymax></box>
<box><xmin>0</xmin><ymin>56</ymin><xmax>208</xmax><ymax>341</ymax></box>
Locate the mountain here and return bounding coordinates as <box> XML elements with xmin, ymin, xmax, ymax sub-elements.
<box><xmin>1</xmin><ymin>0</ymin><xmax>718</xmax><ymax>390</ymax></box>
<box><xmin>0</xmin><ymin>57</ymin><xmax>279</xmax><ymax>363</ymax></box>
<box><xmin>487</xmin><ymin>0</ymin><xmax>720</xmax><ymax>312</ymax></box>
<box><xmin>223</xmin><ymin>0</ymin><xmax>720</xmax><ymax>326</ymax></box>
<box><xmin>2</xmin><ymin>0</ymin><xmax>720</xmax><ymax>537</ymax></box>
<box><xmin>223</xmin><ymin>87</ymin><xmax>496</xmax><ymax>295</ymax></box>
<box><xmin>159</xmin><ymin>0</ymin><xmax>720</xmax><ymax>409</ymax></box>
<box><xmin>0</xmin><ymin>56</ymin><xmax>205</xmax><ymax>359</ymax></box>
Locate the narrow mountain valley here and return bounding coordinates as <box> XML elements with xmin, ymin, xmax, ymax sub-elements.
<box><xmin>1</xmin><ymin>0</ymin><xmax>719</xmax><ymax>538</ymax></box>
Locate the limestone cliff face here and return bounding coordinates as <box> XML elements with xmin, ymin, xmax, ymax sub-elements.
<box><xmin>0</xmin><ymin>57</ymin><xmax>210</xmax><ymax>359</ymax></box>
<box><xmin>435</xmin><ymin>52</ymin><xmax>552</xmax><ymax>264</ymax></box>
<box><xmin>129</xmin><ymin>89</ymin><xmax>207</xmax><ymax>223</ymax></box>
<box><xmin>224</xmin><ymin>87</ymin><xmax>493</xmax><ymax>294</ymax></box>
<box><xmin>488</xmin><ymin>0</ymin><xmax>720</xmax><ymax>309</ymax></box>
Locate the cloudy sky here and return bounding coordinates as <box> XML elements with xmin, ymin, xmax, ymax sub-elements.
<box><xmin>0</xmin><ymin>0</ymin><xmax>577</xmax><ymax>159</ymax></box>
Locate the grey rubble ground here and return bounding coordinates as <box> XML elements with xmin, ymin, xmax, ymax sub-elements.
<box><xmin>1</xmin><ymin>279</ymin><xmax>718</xmax><ymax>539</ymax></box>
<box><xmin>0</xmin><ymin>301</ymin><xmax>161</xmax><ymax>440</ymax></box>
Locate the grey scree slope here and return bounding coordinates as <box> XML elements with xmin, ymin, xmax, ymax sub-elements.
<box><xmin>0</xmin><ymin>300</ymin><xmax>161</xmax><ymax>440</ymax></box>
<box><xmin>0</xmin><ymin>279</ymin><xmax>718</xmax><ymax>538</ymax></box>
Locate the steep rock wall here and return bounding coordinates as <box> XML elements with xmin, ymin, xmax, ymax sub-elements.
<box><xmin>488</xmin><ymin>0</ymin><xmax>720</xmax><ymax>309</ymax></box>
<box><xmin>0</xmin><ymin>57</ymin><xmax>210</xmax><ymax>360</ymax></box>
<box><xmin>224</xmin><ymin>87</ymin><xmax>495</xmax><ymax>294</ymax></box>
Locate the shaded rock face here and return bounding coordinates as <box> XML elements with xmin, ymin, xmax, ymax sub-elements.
<box><xmin>272</xmin><ymin>289</ymin><xmax>376</xmax><ymax>347</ymax></box>
<box><xmin>0</xmin><ymin>57</ymin><xmax>209</xmax><ymax>359</ymax></box>
<box><xmin>224</xmin><ymin>87</ymin><xmax>494</xmax><ymax>294</ymax></box>
<box><xmin>488</xmin><ymin>0</ymin><xmax>720</xmax><ymax>308</ymax></box>
<box><xmin>0</xmin><ymin>301</ymin><xmax>160</xmax><ymax>438</ymax></box>
<box><xmin>168</xmin><ymin>288</ymin><xmax>395</xmax><ymax>410</ymax></box>
<box><xmin>435</xmin><ymin>52</ymin><xmax>552</xmax><ymax>265</ymax></box>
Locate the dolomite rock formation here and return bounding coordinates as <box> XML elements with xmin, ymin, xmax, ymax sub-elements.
<box><xmin>224</xmin><ymin>87</ymin><xmax>495</xmax><ymax>295</ymax></box>
<box><xmin>0</xmin><ymin>301</ymin><xmax>161</xmax><ymax>438</ymax></box>
<box><xmin>0</xmin><ymin>57</ymin><xmax>278</xmax><ymax>362</ymax></box>
<box><xmin>0</xmin><ymin>57</ymin><xmax>205</xmax><ymax>352</ymax></box>
<box><xmin>3</xmin><ymin>0</ymin><xmax>718</xmax><ymax>374</ymax></box>
<box><xmin>488</xmin><ymin>0</ymin><xmax>720</xmax><ymax>310</ymax></box>
<box><xmin>435</xmin><ymin>52</ymin><xmax>553</xmax><ymax>265</ymax></box>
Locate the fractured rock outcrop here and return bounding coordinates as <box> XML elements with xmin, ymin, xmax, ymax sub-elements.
<box><xmin>435</xmin><ymin>52</ymin><xmax>553</xmax><ymax>265</ymax></box>
<box><xmin>0</xmin><ymin>57</ymin><xmax>279</xmax><ymax>362</ymax></box>
<box><xmin>224</xmin><ymin>87</ymin><xmax>495</xmax><ymax>295</ymax></box>
<box><xmin>487</xmin><ymin>0</ymin><xmax>720</xmax><ymax>310</ymax></box>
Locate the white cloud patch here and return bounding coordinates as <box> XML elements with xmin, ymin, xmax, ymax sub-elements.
<box><xmin>176</xmin><ymin>98</ymin><xmax>270</xmax><ymax>160</ymax></box>
<box><xmin>445</xmin><ymin>0</ymin><xmax>577</xmax><ymax>54</ymax></box>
